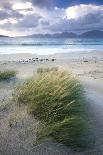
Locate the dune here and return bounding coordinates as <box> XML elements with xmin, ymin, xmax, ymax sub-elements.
<box><xmin>0</xmin><ymin>51</ymin><xmax>103</xmax><ymax>154</ymax></box>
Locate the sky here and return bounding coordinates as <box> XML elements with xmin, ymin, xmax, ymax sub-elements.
<box><xmin>0</xmin><ymin>0</ymin><xmax>103</xmax><ymax>36</ymax></box>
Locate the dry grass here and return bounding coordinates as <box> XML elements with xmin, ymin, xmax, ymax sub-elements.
<box><xmin>13</xmin><ymin>68</ymin><xmax>88</xmax><ymax>149</ymax></box>
<box><xmin>0</xmin><ymin>70</ymin><xmax>16</xmax><ymax>81</ymax></box>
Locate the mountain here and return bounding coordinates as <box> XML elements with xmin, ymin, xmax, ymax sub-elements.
<box><xmin>0</xmin><ymin>35</ymin><xmax>9</xmax><ymax>37</ymax></box>
<box><xmin>27</xmin><ymin>32</ymin><xmax>77</xmax><ymax>38</ymax></box>
<box><xmin>1</xmin><ymin>30</ymin><xmax>103</xmax><ymax>38</ymax></box>
<box><xmin>80</xmin><ymin>30</ymin><xmax>103</xmax><ymax>38</ymax></box>
<box><xmin>52</xmin><ymin>32</ymin><xmax>77</xmax><ymax>38</ymax></box>
<box><xmin>25</xmin><ymin>30</ymin><xmax>103</xmax><ymax>38</ymax></box>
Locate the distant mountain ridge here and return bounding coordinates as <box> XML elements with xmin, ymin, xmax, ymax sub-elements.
<box><xmin>27</xmin><ymin>30</ymin><xmax>103</xmax><ymax>38</ymax></box>
<box><xmin>80</xmin><ymin>30</ymin><xmax>103</xmax><ymax>38</ymax></box>
<box><xmin>0</xmin><ymin>35</ymin><xmax>9</xmax><ymax>37</ymax></box>
<box><xmin>26</xmin><ymin>32</ymin><xmax>77</xmax><ymax>38</ymax></box>
<box><xmin>0</xmin><ymin>30</ymin><xmax>103</xmax><ymax>38</ymax></box>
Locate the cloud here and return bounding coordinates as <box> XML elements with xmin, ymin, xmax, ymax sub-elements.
<box><xmin>66</xmin><ymin>4</ymin><xmax>103</xmax><ymax>19</ymax></box>
<box><xmin>12</xmin><ymin>2</ymin><xmax>32</xmax><ymax>10</ymax></box>
<box><xmin>40</xmin><ymin>20</ymin><xmax>50</xmax><ymax>26</ymax></box>
<box><xmin>0</xmin><ymin>1</ymin><xmax>24</xmax><ymax>20</ymax></box>
<box><xmin>17</xmin><ymin>14</ymin><xmax>42</xmax><ymax>28</ymax></box>
<box><xmin>0</xmin><ymin>1</ymin><xmax>13</xmax><ymax>9</ymax></box>
<box><xmin>0</xmin><ymin>10</ymin><xmax>9</xmax><ymax>20</ymax></box>
<box><xmin>31</xmin><ymin>0</ymin><xmax>54</xmax><ymax>8</ymax></box>
<box><xmin>48</xmin><ymin>4</ymin><xmax>103</xmax><ymax>32</ymax></box>
<box><xmin>0</xmin><ymin>10</ymin><xmax>23</xmax><ymax>22</ymax></box>
<box><xmin>0</xmin><ymin>2</ymin><xmax>103</xmax><ymax>36</ymax></box>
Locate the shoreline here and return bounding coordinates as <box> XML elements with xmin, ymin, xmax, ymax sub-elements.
<box><xmin>0</xmin><ymin>50</ymin><xmax>103</xmax><ymax>60</ymax></box>
<box><xmin>0</xmin><ymin>49</ymin><xmax>103</xmax><ymax>57</ymax></box>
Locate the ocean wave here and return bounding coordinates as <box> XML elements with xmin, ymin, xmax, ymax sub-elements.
<box><xmin>0</xmin><ymin>43</ymin><xmax>103</xmax><ymax>46</ymax></box>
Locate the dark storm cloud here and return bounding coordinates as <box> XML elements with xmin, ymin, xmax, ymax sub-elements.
<box><xmin>40</xmin><ymin>20</ymin><xmax>50</xmax><ymax>26</ymax></box>
<box><xmin>18</xmin><ymin>14</ymin><xmax>42</xmax><ymax>28</ymax></box>
<box><xmin>0</xmin><ymin>10</ymin><xmax>9</xmax><ymax>20</ymax></box>
<box><xmin>49</xmin><ymin>10</ymin><xmax>103</xmax><ymax>33</ymax></box>
<box><xmin>31</xmin><ymin>0</ymin><xmax>54</xmax><ymax>8</ymax></box>
<box><xmin>81</xmin><ymin>13</ymin><xmax>100</xmax><ymax>24</ymax></box>
<box><xmin>12</xmin><ymin>11</ymin><xmax>24</xmax><ymax>19</ymax></box>
<box><xmin>0</xmin><ymin>10</ymin><xmax>23</xmax><ymax>20</ymax></box>
<box><xmin>0</xmin><ymin>1</ymin><xmax>24</xmax><ymax>20</ymax></box>
<box><xmin>74</xmin><ymin>10</ymin><xmax>103</xmax><ymax>29</ymax></box>
<box><xmin>0</xmin><ymin>0</ymin><xmax>13</xmax><ymax>10</ymax></box>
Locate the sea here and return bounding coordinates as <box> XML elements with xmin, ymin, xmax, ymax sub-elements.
<box><xmin>0</xmin><ymin>37</ymin><xmax>103</xmax><ymax>55</ymax></box>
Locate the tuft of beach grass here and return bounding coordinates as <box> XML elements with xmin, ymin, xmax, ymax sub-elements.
<box><xmin>0</xmin><ymin>70</ymin><xmax>16</xmax><ymax>81</ymax></box>
<box><xmin>13</xmin><ymin>68</ymin><xmax>88</xmax><ymax>149</ymax></box>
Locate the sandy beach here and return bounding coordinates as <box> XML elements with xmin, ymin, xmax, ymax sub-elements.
<box><xmin>0</xmin><ymin>0</ymin><xmax>103</xmax><ymax>154</ymax></box>
<box><xmin>0</xmin><ymin>51</ymin><xmax>103</xmax><ymax>154</ymax></box>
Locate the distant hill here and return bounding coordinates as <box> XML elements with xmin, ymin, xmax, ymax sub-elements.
<box><xmin>27</xmin><ymin>32</ymin><xmax>77</xmax><ymax>38</ymax></box>
<box><xmin>52</xmin><ymin>32</ymin><xmax>77</xmax><ymax>38</ymax></box>
<box><xmin>1</xmin><ymin>30</ymin><xmax>103</xmax><ymax>38</ymax></box>
<box><xmin>80</xmin><ymin>30</ymin><xmax>103</xmax><ymax>38</ymax></box>
<box><xmin>26</xmin><ymin>30</ymin><xmax>103</xmax><ymax>38</ymax></box>
<box><xmin>0</xmin><ymin>35</ymin><xmax>9</xmax><ymax>37</ymax></box>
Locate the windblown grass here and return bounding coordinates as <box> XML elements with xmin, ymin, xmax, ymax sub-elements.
<box><xmin>0</xmin><ymin>70</ymin><xmax>16</xmax><ymax>81</ymax></box>
<box><xmin>37</xmin><ymin>67</ymin><xmax>58</xmax><ymax>74</ymax></box>
<box><xmin>13</xmin><ymin>68</ymin><xmax>88</xmax><ymax>149</ymax></box>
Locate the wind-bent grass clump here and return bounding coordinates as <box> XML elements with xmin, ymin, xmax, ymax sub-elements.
<box><xmin>37</xmin><ymin>67</ymin><xmax>58</xmax><ymax>74</ymax></box>
<box><xmin>0</xmin><ymin>70</ymin><xmax>16</xmax><ymax>81</ymax></box>
<box><xmin>13</xmin><ymin>68</ymin><xmax>88</xmax><ymax>149</ymax></box>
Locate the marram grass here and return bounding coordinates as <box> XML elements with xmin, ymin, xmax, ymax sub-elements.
<box><xmin>13</xmin><ymin>68</ymin><xmax>88</xmax><ymax>149</ymax></box>
<box><xmin>0</xmin><ymin>70</ymin><xmax>16</xmax><ymax>81</ymax></box>
<box><xmin>37</xmin><ymin>67</ymin><xmax>58</xmax><ymax>74</ymax></box>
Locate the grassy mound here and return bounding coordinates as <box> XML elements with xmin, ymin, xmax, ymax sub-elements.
<box><xmin>14</xmin><ymin>68</ymin><xmax>88</xmax><ymax>149</ymax></box>
<box><xmin>37</xmin><ymin>67</ymin><xmax>58</xmax><ymax>74</ymax></box>
<box><xmin>0</xmin><ymin>70</ymin><xmax>16</xmax><ymax>81</ymax></box>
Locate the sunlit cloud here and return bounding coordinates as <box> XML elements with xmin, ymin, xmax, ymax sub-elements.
<box><xmin>0</xmin><ymin>19</ymin><xmax>8</xmax><ymax>25</ymax></box>
<box><xmin>66</xmin><ymin>4</ymin><xmax>103</xmax><ymax>19</ymax></box>
<box><xmin>0</xmin><ymin>28</ymin><xmax>18</xmax><ymax>37</ymax></box>
<box><xmin>19</xmin><ymin>10</ymin><xmax>33</xmax><ymax>15</ymax></box>
<box><xmin>0</xmin><ymin>18</ymin><xmax>18</xmax><ymax>25</ymax></box>
<box><xmin>12</xmin><ymin>2</ymin><xmax>32</xmax><ymax>10</ymax></box>
<box><xmin>9</xmin><ymin>18</ymin><xmax>18</xmax><ymax>24</ymax></box>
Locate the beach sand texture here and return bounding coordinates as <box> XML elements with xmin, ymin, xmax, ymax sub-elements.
<box><xmin>0</xmin><ymin>51</ymin><xmax>103</xmax><ymax>155</ymax></box>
